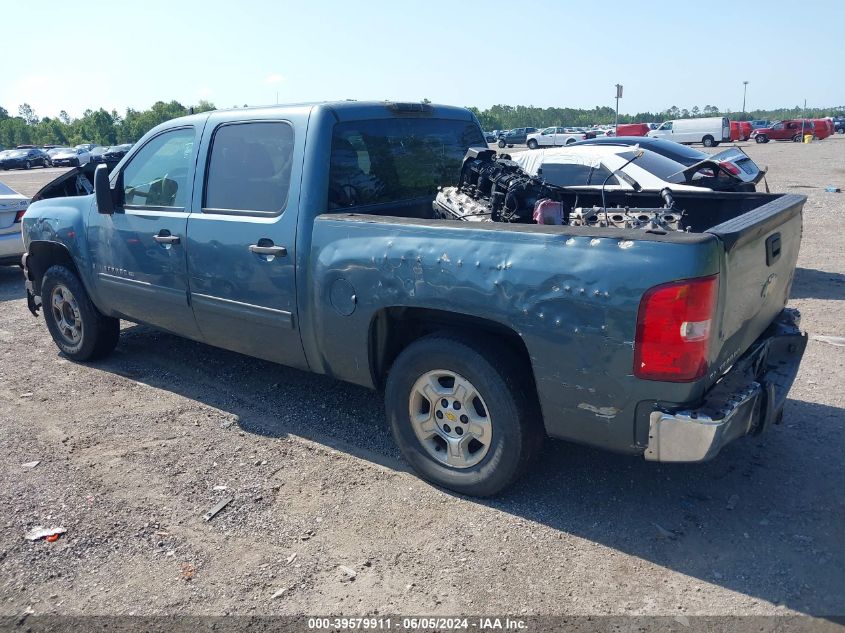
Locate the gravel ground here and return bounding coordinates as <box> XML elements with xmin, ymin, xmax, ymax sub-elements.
<box><xmin>0</xmin><ymin>138</ymin><xmax>843</xmax><ymax>618</ymax></box>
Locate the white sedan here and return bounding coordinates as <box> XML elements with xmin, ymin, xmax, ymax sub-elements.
<box><xmin>0</xmin><ymin>181</ymin><xmax>29</xmax><ymax>265</ymax></box>
<box><xmin>512</xmin><ymin>144</ymin><xmax>717</xmax><ymax>192</ymax></box>
<box><xmin>49</xmin><ymin>147</ymin><xmax>91</xmax><ymax>168</ymax></box>
<box><xmin>526</xmin><ymin>127</ymin><xmax>587</xmax><ymax>150</ymax></box>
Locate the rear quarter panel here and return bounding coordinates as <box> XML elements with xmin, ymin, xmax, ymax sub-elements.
<box><xmin>306</xmin><ymin>215</ymin><xmax>723</xmax><ymax>454</ymax></box>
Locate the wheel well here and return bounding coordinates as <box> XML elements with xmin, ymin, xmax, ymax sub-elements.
<box><xmin>26</xmin><ymin>241</ymin><xmax>80</xmax><ymax>294</ymax></box>
<box><xmin>369</xmin><ymin>307</ymin><xmax>538</xmax><ymax>393</ymax></box>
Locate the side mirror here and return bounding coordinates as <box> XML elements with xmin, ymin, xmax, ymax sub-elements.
<box><xmin>94</xmin><ymin>164</ymin><xmax>114</xmax><ymax>214</ymax></box>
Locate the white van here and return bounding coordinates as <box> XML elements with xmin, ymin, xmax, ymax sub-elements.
<box><xmin>647</xmin><ymin>117</ymin><xmax>730</xmax><ymax>147</ymax></box>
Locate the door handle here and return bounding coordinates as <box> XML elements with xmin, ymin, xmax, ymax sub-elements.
<box><xmin>153</xmin><ymin>233</ymin><xmax>180</xmax><ymax>244</ymax></box>
<box><xmin>249</xmin><ymin>244</ymin><xmax>287</xmax><ymax>257</ymax></box>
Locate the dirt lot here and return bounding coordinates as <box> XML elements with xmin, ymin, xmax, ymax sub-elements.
<box><xmin>1</xmin><ymin>138</ymin><xmax>843</xmax><ymax>618</ymax></box>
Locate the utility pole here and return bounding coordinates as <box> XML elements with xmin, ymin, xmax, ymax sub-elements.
<box><xmin>615</xmin><ymin>84</ymin><xmax>623</xmax><ymax>134</ymax></box>
<box><xmin>801</xmin><ymin>98</ymin><xmax>807</xmax><ymax>140</ymax></box>
<box><xmin>742</xmin><ymin>81</ymin><xmax>749</xmax><ymax>119</ymax></box>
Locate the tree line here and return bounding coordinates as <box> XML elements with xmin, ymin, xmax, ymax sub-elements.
<box><xmin>2</xmin><ymin>100</ymin><xmax>843</xmax><ymax>148</ymax></box>
<box><xmin>468</xmin><ymin>103</ymin><xmax>845</xmax><ymax>131</ymax></box>
<box><xmin>0</xmin><ymin>101</ymin><xmax>215</xmax><ymax>149</ymax></box>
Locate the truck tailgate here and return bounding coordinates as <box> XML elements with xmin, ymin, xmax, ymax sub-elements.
<box><xmin>707</xmin><ymin>193</ymin><xmax>805</xmax><ymax>380</ymax></box>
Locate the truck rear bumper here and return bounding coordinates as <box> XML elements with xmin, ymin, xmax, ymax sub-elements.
<box><xmin>645</xmin><ymin>308</ymin><xmax>806</xmax><ymax>462</ymax></box>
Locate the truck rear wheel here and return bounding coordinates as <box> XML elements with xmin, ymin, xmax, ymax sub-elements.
<box><xmin>702</xmin><ymin>135</ymin><xmax>715</xmax><ymax>147</ymax></box>
<box><xmin>41</xmin><ymin>265</ymin><xmax>120</xmax><ymax>361</ymax></box>
<box><xmin>385</xmin><ymin>333</ymin><xmax>543</xmax><ymax>496</ymax></box>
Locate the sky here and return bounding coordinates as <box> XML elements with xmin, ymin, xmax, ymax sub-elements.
<box><xmin>2</xmin><ymin>0</ymin><xmax>841</xmax><ymax>120</ymax></box>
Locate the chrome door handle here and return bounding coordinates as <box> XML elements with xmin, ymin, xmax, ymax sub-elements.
<box><xmin>249</xmin><ymin>244</ymin><xmax>287</xmax><ymax>257</ymax></box>
<box><xmin>153</xmin><ymin>233</ymin><xmax>180</xmax><ymax>244</ymax></box>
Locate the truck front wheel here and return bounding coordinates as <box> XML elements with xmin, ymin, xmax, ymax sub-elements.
<box><xmin>385</xmin><ymin>333</ymin><xmax>543</xmax><ymax>496</ymax></box>
<box><xmin>41</xmin><ymin>265</ymin><xmax>120</xmax><ymax>361</ymax></box>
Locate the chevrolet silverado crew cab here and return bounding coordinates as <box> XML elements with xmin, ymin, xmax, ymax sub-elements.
<box><xmin>21</xmin><ymin>101</ymin><xmax>807</xmax><ymax>496</ymax></box>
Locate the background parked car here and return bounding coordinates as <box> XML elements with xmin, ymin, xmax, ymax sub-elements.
<box><xmin>571</xmin><ymin>136</ymin><xmax>763</xmax><ymax>190</ymax></box>
<box><xmin>497</xmin><ymin>127</ymin><xmax>538</xmax><ymax>147</ymax></box>
<box><xmin>50</xmin><ymin>147</ymin><xmax>91</xmax><ymax>167</ymax></box>
<box><xmin>46</xmin><ymin>147</ymin><xmax>72</xmax><ymax>159</ymax></box>
<box><xmin>526</xmin><ymin>127</ymin><xmax>586</xmax><ymax>149</ymax></box>
<box><xmin>751</xmin><ymin>120</ymin><xmax>815</xmax><ymax>143</ymax></box>
<box><xmin>0</xmin><ymin>180</ymin><xmax>29</xmax><ymax>265</ymax></box>
<box><xmin>0</xmin><ymin>148</ymin><xmax>51</xmax><ymax>170</ymax></box>
<box><xmin>88</xmin><ymin>146</ymin><xmax>107</xmax><ymax>163</ymax></box>
<box><xmin>750</xmin><ymin>119</ymin><xmax>771</xmax><ymax>129</ymax></box>
<box><xmin>93</xmin><ymin>144</ymin><xmax>134</xmax><ymax>164</ymax></box>
<box><xmin>740</xmin><ymin>121</ymin><xmax>753</xmax><ymax>140</ymax></box>
<box><xmin>833</xmin><ymin>117</ymin><xmax>845</xmax><ymax>133</ymax></box>
<box><xmin>74</xmin><ymin>143</ymin><xmax>97</xmax><ymax>153</ymax></box>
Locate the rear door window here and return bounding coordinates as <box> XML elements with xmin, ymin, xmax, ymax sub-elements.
<box><xmin>203</xmin><ymin>121</ymin><xmax>294</xmax><ymax>215</ymax></box>
<box><xmin>329</xmin><ymin>118</ymin><xmax>486</xmax><ymax>208</ymax></box>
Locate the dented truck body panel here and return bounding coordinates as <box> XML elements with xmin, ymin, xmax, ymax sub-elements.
<box><xmin>20</xmin><ymin>100</ymin><xmax>807</xmax><ymax>463</ymax></box>
<box><xmin>305</xmin><ymin>214</ymin><xmax>725</xmax><ymax>453</ymax></box>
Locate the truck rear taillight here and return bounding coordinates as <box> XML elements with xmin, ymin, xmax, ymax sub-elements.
<box><xmin>14</xmin><ymin>210</ymin><xmax>26</xmax><ymax>223</ymax></box>
<box><xmin>634</xmin><ymin>275</ymin><xmax>718</xmax><ymax>382</ymax></box>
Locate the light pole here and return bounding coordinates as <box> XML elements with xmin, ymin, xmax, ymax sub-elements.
<box><xmin>615</xmin><ymin>84</ymin><xmax>623</xmax><ymax>134</ymax></box>
<box><xmin>742</xmin><ymin>81</ymin><xmax>749</xmax><ymax>119</ymax></box>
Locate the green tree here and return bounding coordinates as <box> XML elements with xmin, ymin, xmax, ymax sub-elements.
<box><xmin>18</xmin><ymin>103</ymin><xmax>38</xmax><ymax>125</ymax></box>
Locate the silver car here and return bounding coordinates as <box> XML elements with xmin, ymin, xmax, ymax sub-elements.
<box><xmin>0</xmin><ymin>181</ymin><xmax>29</xmax><ymax>265</ymax></box>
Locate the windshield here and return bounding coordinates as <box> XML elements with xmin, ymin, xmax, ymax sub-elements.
<box><xmin>10</xmin><ymin>150</ymin><xmax>28</xmax><ymax>157</ymax></box>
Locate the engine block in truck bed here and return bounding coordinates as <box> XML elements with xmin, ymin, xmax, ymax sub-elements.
<box><xmin>433</xmin><ymin>148</ymin><xmax>686</xmax><ymax>231</ymax></box>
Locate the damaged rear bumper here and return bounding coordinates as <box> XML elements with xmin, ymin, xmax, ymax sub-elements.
<box><xmin>645</xmin><ymin>308</ymin><xmax>806</xmax><ymax>462</ymax></box>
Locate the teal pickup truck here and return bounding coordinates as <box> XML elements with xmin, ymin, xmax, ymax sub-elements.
<box><xmin>20</xmin><ymin>101</ymin><xmax>807</xmax><ymax>496</ymax></box>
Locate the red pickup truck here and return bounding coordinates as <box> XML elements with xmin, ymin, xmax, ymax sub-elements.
<box><xmin>751</xmin><ymin>120</ymin><xmax>815</xmax><ymax>143</ymax></box>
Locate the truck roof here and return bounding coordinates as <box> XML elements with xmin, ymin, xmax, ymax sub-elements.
<box><xmin>168</xmin><ymin>100</ymin><xmax>477</xmax><ymax>127</ymax></box>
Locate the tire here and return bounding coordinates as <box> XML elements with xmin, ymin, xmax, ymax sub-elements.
<box><xmin>25</xmin><ymin>160</ymin><xmax>32</xmax><ymax>169</ymax></box>
<box><xmin>41</xmin><ymin>265</ymin><xmax>120</xmax><ymax>361</ymax></box>
<box><xmin>792</xmin><ymin>135</ymin><xmax>802</xmax><ymax>143</ymax></box>
<box><xmin>497</xmin><ymin>139</ymin><xmax>505</xmax><ymax>148</ymax></box>
<box><xmin>527</xmin><ymin>139</ymin><xmax>538</xmax><ymax>150</ymax></box>
<box><xmin>755</xmin><ymin>135</ymin><xmax>766</xmax><ymax>143</ymax></box>
<box><xmin>702</xmin><ymin>135</ymin><xmax>715</xmax><ymax>147</ymax></box>
<box><xmin>385</xmin><ymin>332</ymin><xmax>543</xmax><ymax>497</ymax></box>
<box><xmin>565</xmin><ymin>138</ymin><xmax>576</xmax><ymax>145</ymax></box>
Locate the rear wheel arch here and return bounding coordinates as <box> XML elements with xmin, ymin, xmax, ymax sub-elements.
<box><xmin>368</xmin><ymin>307</ymin><xmax>539</xmax><ymax>397</ymax></box>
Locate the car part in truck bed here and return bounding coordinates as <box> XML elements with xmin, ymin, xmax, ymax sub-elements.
<box><xmin>433</xmin><ymin>149</ymin><xmax>686</xmax><ymax>231</ymax></box>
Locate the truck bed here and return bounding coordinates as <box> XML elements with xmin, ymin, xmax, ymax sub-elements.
<box><xmin>308</xmin><ymin>190</ymin><xmax>804</xmax><ymax>453</ymax></box>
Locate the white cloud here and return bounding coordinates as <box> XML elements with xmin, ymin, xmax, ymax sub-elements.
<box><xmin>264</xmin><ymin>73</ymin><xmax>284</xmax><ymax>85</ymax></box>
